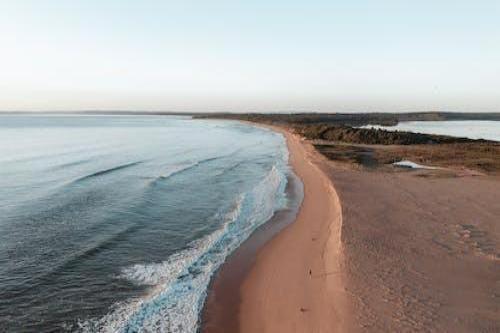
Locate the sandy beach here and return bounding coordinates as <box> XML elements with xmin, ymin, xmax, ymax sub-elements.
<box><xmin>203</xmin><ymin>123</ymin><xmax>500</xmax><ymax>332</ymax></box>
<box><xmin>203</xmin><ymin>126</ymin><xmax>353</xmax><ymax>332</ymax></box>
<box><xmin>238</xmin><ymin>127</ymin><xmax>351</xmax><ymax>333</ymax></box>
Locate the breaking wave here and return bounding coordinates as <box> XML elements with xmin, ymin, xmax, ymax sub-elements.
<box><xmin>78</xmin><ymin>164</ymin><xmax>288</xmax><ymax>332</ymax></box>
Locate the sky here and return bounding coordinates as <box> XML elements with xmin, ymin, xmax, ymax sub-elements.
<box><xmin>0</xmin><ymin>0</ymin><xmax>499</xmax><ymax>112</ymax></box>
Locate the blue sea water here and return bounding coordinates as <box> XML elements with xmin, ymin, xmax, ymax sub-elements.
<box><xmin>0</xmin><ymin>115</ymin><xmax>292</xmax><ymax>332</ymax></box>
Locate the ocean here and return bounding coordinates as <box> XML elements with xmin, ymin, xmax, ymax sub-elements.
<box><xmin>362</xmin><ymin>120</ymin><xmax>500</xmax><ymax>142</ymax></box>
<box><xmin>0</xmin><ymin>115</ymin><xmax>293</xmax><ymax>332</ymax></box>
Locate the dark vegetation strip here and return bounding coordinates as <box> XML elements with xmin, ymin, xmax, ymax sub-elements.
<box><xmin>195</xmin><ymin>111</ymin><xmax>500</xmax><ymax>127</ymax></box>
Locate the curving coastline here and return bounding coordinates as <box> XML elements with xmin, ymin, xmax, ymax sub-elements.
<box><xmin>239</xmin><ymin>126</ymin><xmax>351</xmax><ymax>332</ymax></box>
<box><xmin>203</xmin><ymin>124</ymin><xmax>352</xmax><ymax>332</ymax></box>
<box><xmin>203</xmin><ymin>119</ymin><xmax>500</xmax><ymax>333</ymax></box>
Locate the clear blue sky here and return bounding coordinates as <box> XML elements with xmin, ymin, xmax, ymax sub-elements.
<box><xmin>1</xmin><ymin>0</ymin><xmax>499</xmax><ymax>112</ymax></box>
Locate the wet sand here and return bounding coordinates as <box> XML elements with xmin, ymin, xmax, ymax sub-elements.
<box><xmin>202</xmin><ymin>172</ymin><xmax>303</xmax><ymax>332</ymax></box>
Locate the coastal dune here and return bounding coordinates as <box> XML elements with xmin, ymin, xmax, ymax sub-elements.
<box><xmin>238</xmin><ymin>128</ymin><xmax>351</xmax><ymax>332</ymax></box>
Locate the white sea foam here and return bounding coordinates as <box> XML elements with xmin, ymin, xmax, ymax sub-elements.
<box><xmin>78</xmin><ymin>163</ymin><xmax>288</xmax><ymax>333</ymax></box>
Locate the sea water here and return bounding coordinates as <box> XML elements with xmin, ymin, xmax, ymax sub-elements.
<box><xmin>363</xmin><ymin>120</ymin><xmax>500</xmax><ymax>141</ymax></box>
<box><xmin>0</xmin><ymin>115</ymin><xmax>291</xmax><ymax>332</ymax></box>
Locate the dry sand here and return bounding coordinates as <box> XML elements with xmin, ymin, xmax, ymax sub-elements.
<box><xmin>330</xmin><ymin>167</ymin><xmax>500</xmax><ymax>332</ymax></box>
<box><xmin>238</xmin><ymin>128</ymin><xmax>353</xmax><ymax>333</ymax></box>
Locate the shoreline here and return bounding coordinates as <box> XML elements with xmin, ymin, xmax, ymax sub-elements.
<box><xmin>202</xmin><ymin>124</ymin><xmax>350</xmax><ymax>332</ymax></box>
<box><xmin>202</xmin><ymin>171</ymin><xmax>303</xmax><ymax>332</ymax></box>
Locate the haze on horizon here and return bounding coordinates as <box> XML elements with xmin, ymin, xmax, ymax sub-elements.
<box><xmin>1</xmin><ymin>0</ymin><xmax>499</xmax><ymax>113</ymax></box>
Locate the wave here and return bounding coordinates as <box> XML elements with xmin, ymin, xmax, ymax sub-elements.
<box><xmin>147</xmin><ymin>162</ymin><xmax>199</xmax><ymax>187</ymax></box>
<box><xmin>78</xmin><ymin>165</ymin><xmax>288</xmax><ymax>333</ymax></box>
<box><xmin>72</xmin><ymin>161</ymin><xmax>143</xmax><ymax>183</ymax></box>
<box><xmin>147</xmin><ymin>148</ymin><xmax>249</xmax><ymax>187</ymax></box>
